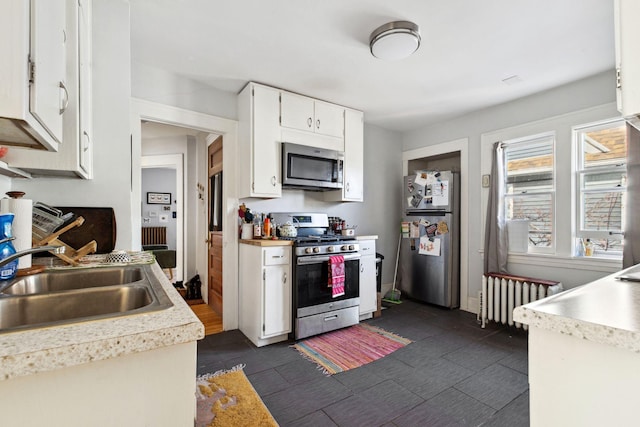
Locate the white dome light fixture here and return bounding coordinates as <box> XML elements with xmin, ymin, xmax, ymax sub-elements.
<box><xmin>369</xmin><ymin>20</ymin><xmax>421</xmax><ymax>60</ymax></box>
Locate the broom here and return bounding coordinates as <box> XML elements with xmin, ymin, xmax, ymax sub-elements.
<box><xmin>382</xmin><ymin>233</ymin><xmax>402</xmax><ymax>304</ymax></box>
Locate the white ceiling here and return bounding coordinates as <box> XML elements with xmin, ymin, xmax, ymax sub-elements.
<box><xmin>130</xmin><ymin>0</ymin><xmax>615</xmax><ymax>132</ymax></box>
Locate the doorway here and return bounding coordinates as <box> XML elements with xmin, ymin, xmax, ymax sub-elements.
<box><xmin>208</xmin><ymin>136</ymin><xmax>223</xmax><ymax>315</ymax></box>
<box><xmin>131</xmin><ymin>99</ymin><xmax>240</xmax><ymax>331</ymax></box>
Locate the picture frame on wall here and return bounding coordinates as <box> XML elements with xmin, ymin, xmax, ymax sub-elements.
<box><xmin>147</xmin><ymin>192</ymin><xmax>171</xmax><ymax>205</ymax></box>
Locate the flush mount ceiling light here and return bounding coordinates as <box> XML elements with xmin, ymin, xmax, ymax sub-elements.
<box><xmin>369</xmin><ymin>20</ymin><xmax>421</xmax><ymax>60</ymax></box>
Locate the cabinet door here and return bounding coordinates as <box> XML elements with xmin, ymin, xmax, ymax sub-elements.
<box><xmin>280</xmin><ymin>92</ymin><xmax>314</xmax><ymax>132</ymax></box>
<box><xmin>343</xmin><ymin>109</ymin><xmax>364</xmax><ymax>201</ymax></box>
<box><xmin>359</xmin><ymin>240</ymin><xmax>377</xmax><ymax>315</ymax></box>
<box><xmin>252</xmin><ymin>85</ymin><xmax>281</xmax><ymax>196</ymax></box>
<box><xmin>78</xmin><ymin>0</ymin><xmax>92</xmax><ymax>177</ymax></box>
<box><xmin>30</xmin><ymin>0</ymin><xmax>67</xmax><ymax>143</ymax></box>
<box><xmin>359</xmin><ymin>255</ymin><xmax>377</xmax><ymax>315</ymax></box>
<box><xmin>615</xmin><ymin>0</ymin><xmax>640</xmax><ymax>118</ymax></box>
<box><xmin>263</xmin><ymin>264</ymin><xmax>291</xmax><ymax>337</ymax></box>
<box><xmin>314</xmin><ymin>101</ymin><xmax>344</xmax><ymax>138</ymax></box>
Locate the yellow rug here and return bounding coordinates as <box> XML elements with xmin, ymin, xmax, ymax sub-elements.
<box><xmin>196</xmin><ymin>365</ymin><xmax>278</xmax><ymax>427</ymax></box>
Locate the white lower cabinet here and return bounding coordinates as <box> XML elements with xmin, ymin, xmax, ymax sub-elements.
<box><xmin>359</xmin><ymin>239</ymin><xmax>377</xmax><ymax>319</ymax></box>
<box><xmin>239</xmin><ymin>244</ymin><xmax>292</xmax><ymax>347</ymax></box>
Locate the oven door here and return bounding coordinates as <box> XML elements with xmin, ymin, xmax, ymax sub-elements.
<box><xmin>295</xmin><ymin>252</ymin><xmax>360</xmax><ymax>309</ymax></box>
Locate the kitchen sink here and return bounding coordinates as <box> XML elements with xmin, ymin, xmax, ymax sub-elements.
<box><xmin>1</xmin><ymin>266</ymin><xmax>144</xmax><ymax>295</ymax></box>
<box><xmin>0</xmin><ymin>264</ymin><xmax>173</xmax><ymax>334</ymax></box>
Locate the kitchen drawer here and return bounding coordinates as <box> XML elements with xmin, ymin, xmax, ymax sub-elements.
<box><xmin>358</xmin><ymin>240</ymin><xmax>376</xmax><ymax>257</ymax></box>
<box><xmin>263</xmin><ymin>246</ymin><xmax>290</xmax><ymax>265</ymax></box>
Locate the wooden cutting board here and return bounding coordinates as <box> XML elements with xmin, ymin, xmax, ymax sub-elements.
<box><xmin>54</xmin><ymin>207</ymin><xmax>116</xmax><ymax>254</ymax></box>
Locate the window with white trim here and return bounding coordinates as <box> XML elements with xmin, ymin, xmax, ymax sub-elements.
<box><xmin>574</xmin><ymin>119</ymin><xmax>627</xmax><ymax>257</ymax></box>
<box><xmin>503</xmin><ymin>133</ymin><xmax>556</xmax><ymax>253</ymax></box>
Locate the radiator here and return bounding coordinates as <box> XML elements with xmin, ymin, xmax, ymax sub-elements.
<box><xmin>141</xmin><ymin>226</ymin><xmax>167</xmax><ymax>246</ymax></box>
<box><xmin>479</xmin><ymin>273</ymin><xmax>563</xmax><ymax>329</ymax></box>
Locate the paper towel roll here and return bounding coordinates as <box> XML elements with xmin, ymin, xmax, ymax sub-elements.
<box><xmin>0</xmin><ymin>197</ymin><xmax>33</xmax><ymax>269</ymax></box>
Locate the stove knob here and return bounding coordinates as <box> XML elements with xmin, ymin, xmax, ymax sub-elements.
<box><xmin>341</xmin><ymin>245</ymin><xmax>348</xmax><ymax>251</ymax></box>
<box><xmin>313</xmin><ymin>247</ymin><xmax>320</xmax><ymax>253</ymax></box>
<box><xmin>327</xmin><ymin>246</ymin><xmax>334</xmax><ymax>252</ymax></box>
<box><xmin>305</xmin><ymin>247</ymin><xmax>313</xmax><ymax>254</ymax></box>
<box><xmin>349</xmin><ymin>245</ymin><xmax>355</xmax><ymax>250</ymax></box>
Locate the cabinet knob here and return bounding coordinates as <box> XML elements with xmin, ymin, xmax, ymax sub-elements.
<box><xmin>283</xmin><ymin>272</ymin><xmax>287</xmax><ymax>283</ymax></box>
<box><xmin>316</xmin><ymin>119</ymin><xmax>320</xmax><ymax>130</ymax></box>
<box><xmin>307</xmin><ymin>117</ymin><xmax>312</xmax><ymax>128</ymax></box>
<box><xmin>361</xmin><ymin>265</ymin><xmax>364</xmax><ymax>273</ymax></box>
<box><xmin>271</xmin><ymin>176</ymin><xmax>277</xmax><ymax>186</ymax></box>
<box><xmin>346</xmin><ymin>182</ymin><xmax>350</xmax><ymax>193</ymax></box>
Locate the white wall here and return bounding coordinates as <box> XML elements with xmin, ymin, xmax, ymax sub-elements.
<box><xmin>403</xmin><ymin>71</ymin><xmax>618</xmax><ymax>310</ymax></box>
<box><xmin>9</xmin><ymin>0</ymin><xmax>134</xmax><ymax>250</ymax></box>
<box><xmin>131</xmin><ymin>62</ymin><xmax>238</xmax><ymax>121</ymax></box>
<box><xmin>141</xmin><ymin>168</ymin><xmax>177</xmax><ymax>249</ymax></box>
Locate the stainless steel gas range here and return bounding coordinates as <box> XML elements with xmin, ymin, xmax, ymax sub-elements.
<box><xmin>271</xmin><ymin>213</ymin><xmax>360</xmax><ymax>340</ymax></box>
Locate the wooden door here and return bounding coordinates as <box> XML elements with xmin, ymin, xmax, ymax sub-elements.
<box><xmin>208</xmin><ymin>136</ymin><xmax>223</xmax><ymax>315</ymax></box>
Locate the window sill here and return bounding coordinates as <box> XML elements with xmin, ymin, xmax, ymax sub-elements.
<box><xmin>478</xmin><ymin>249</ymin><xmax>622</xmax><ymax>273</ymax></box>
<box><xmin>508</xmin><ymin>252</ymin><xmax>621</xmax><ymax>273</ymax></box>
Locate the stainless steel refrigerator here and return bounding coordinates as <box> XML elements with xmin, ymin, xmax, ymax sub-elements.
<box><xmin>399</xmin><ymin>171</ymin><xmax>460</xmax><ymax>308</ymax></box>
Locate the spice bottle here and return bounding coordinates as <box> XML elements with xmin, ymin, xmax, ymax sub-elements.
<box><xmin>253</xmin><ymin>214</ymin><xmax>262</xmax><ymax>238</ymax></box>
<box><xmin>263</xmin><ymin>215</ymin><xmax>271</xmax><ymax>238</ymax></box>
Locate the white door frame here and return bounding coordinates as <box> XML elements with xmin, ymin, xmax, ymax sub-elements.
<box><xmin>141</xmin><ymin>154</ymin><xmax>184</xmax><ymax>282</ymax></box>
<box><xmin>402</xmin><ymin>138</ymin><xmax>470</xmax><ymax>312</ymax></box>
<box><xmin>131</xmin><ymin>98</ymin><xmax>239</xmax><ymax>331</ymax></box>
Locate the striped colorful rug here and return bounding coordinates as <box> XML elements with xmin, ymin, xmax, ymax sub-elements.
<box><xmin>292</xmin><ymin>324</ymin><xmax>412</xmax><ymax>375</ymax></box>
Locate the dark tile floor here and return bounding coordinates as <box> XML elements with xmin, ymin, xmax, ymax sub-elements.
<box><xmin>197</xmin><ymin>300</ymin><xmax>530</xmax><ymax>426</ymax></box>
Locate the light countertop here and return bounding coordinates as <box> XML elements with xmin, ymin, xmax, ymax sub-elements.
<box><xmin>239</xmin><ymin>238</ymin><xmax>293</xmax><ymax>247</ymax></box>
<box><xmin>513</xmin><ymin>264</ymin><xmax>640</xmax><ymax>353</ymax></box>
<box><xmin>356</xmin><ymin>235</ymin><xmax>378</xmax><ymax>240</ymax></box>
<box><xmin>0</xmin><ymin>262</ymin><xmax>204</xmax><ymax>381</ymax></box>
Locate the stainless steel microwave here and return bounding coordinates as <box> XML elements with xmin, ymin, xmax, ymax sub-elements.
<box><xmin>282</xmin><ymin>142</ymin><xmax>344</xmax><ymax>190</ymax></box>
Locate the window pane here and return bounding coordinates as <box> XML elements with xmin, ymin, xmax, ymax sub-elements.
<box><xmin>580</xmin><ymin>124</ymin><xmax>626</xmax><ymax>169</ymax></box>
<box><xmin>591</xmin><ymin>237</ymin><xmax>623</xmax><ymax>254</ymax></box>
<box><xmin>505</xmin><ymin>193</ymin><xmax>553</xmax><ymax>247</ymax></box>
<box><xmin>581</xmin><ymin>191</ymin><xmax>624</xmax><ymax>231</ymax></box>
<box><xmin>505</xmin><ymin>137</ymin><xmax>553</xmax><ymax>195</ymax></box>
<box><xmin>582</xmin><ymin>171</ymin><xmax>626</xmax><ymax>191</ymax></box>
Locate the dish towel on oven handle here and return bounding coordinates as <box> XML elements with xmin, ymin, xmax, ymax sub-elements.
<box><xmin>328</xmin><ymin>255</ymin><xmax>345</xmax><ymax>298</ymax></box>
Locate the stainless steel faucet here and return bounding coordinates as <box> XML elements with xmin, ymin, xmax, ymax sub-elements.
<box><xmin>0</xmin><ymin>245</ymin><xmax>65</xmax><ymax>269</ymax></box>
<box><xmin>0</xmin><ymin>245</ymin><xmax>65</xmax><ymax>293</ymax></box>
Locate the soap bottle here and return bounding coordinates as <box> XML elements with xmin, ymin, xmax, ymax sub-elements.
<box><xmin>584</xmin><ymin>238</ymin><xmax>593</xmax><ymax>257</ymax></box>
<box><xmin>0</xmin><ymin>213</ymin><xmax>18</xmax><ymax>280</ymax></box>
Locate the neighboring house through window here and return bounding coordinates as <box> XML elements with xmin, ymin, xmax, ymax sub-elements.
<box><xmin>574</xmin><ymin>119</ymin><xmax>627</xmax><ymax>257</ymax></box>
<box><xmin>502</xmin><ymin>133</ymin><xmax>556</xmax><ymax>253</ymax></box>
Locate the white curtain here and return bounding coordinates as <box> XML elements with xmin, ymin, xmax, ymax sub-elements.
<box><xmin>624</xmin><ymin>124</ymin><xmax>640</xmax><ymax>268</ymax></box>
<box><xmin>484</xmin><ymin>142</ymin><xmax>509</xmax><ymax>274</ymax></box>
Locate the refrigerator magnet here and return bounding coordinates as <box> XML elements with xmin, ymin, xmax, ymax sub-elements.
<box><xmin>437</xmin><ymin>221</ymin><xmax>449</xmax><ymax>234</ymax></box>
<box><xmin>414</xmin><ymin>173</ymin><xmax>428</xmax><ymax>187</ymax></box>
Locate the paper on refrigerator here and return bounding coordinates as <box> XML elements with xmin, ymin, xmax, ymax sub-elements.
<box><xmin>419</xmin><ymin>236</ymin><xmax>441</xmax><ymax>256</ymax></box>
<box><xmin>432</xmin><ymin>180</ymin><xmax>449</xmax><ymax>206</ymax></box>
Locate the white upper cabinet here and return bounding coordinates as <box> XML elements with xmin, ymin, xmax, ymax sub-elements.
<box><xmin>237</xmin><ymin>83</ymin><xmax>282</xmax><ymax>198</ymax></box>
<box><xmin>280</xmin><ymin>92</ymin><xmax>344</xmax><ymax>138</ymax></box>
<box><xmin>325</xmin><ymin>109</ymin><xmax>364</xmax><ymax>202</ymax></box>
<box><xmin>0</xmin><ymin>0</ymin><xmax>67</xmax><ymax>151</ymax></box>
<box><xmin>238</xmin><ymin>82</ymin><xmax>363</xmax><ymax>200</ymax></box>
<box><xmin>4</xmin><ymin>0</ymin><xmax>93</xmax><ymax>178</ymax></box>
<box><xmin>615</xmin><ymin>0</ymin><xmax>640</xmax><ymax>126</ymax></box>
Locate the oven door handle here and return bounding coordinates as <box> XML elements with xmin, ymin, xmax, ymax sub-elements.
<box><xmin>297</xmin><ymin>253</ymin><xmax>361</xmax><ymax>265</ymax></box>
